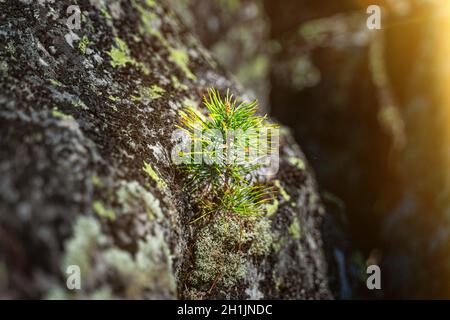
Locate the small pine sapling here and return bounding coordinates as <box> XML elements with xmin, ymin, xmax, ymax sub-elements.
<box><xmin>177</xmin><ymin>88</ymin><xmax>278</xmax><ymax>293</ymax></box>
<box><xmin>178</xmin><ymin>88</ymin><xmax>278</xmax><ymax>223</ymax></box>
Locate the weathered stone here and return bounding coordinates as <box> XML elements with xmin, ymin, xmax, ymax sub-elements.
<box><xmin>0</xmin><ymin>0</ymin><xmax>334</xmax><ymax>299</ymax></box>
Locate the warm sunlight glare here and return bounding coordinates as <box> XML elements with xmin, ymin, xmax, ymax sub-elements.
<box><xmin>436</xmin><ymin>2</ymin><xmax>450</xmax><ymax>182</ymax></box>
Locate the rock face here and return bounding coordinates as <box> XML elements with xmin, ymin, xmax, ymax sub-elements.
<box><xmin>167</xmin><ymin>0</ymin><xmax>271</xmax><ymax>112</ymax></box>
<box><xmin>0</xmin><ymin>0</ymin><xmax>334</xmax><ymax>299</ymax></box>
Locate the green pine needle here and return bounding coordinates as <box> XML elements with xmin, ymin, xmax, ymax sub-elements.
<box><xmin>178</xmin><ymin>88</ymin><xmax>278</xmax><ymax>222</ymax></box>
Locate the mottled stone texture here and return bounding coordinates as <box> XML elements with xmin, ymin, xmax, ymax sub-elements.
<box><xmin>0</xmin><ymin>0</ymin><xmax>333</xmax><ymax>299</ymax></box>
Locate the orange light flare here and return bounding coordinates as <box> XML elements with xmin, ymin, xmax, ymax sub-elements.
<box><xmin>433</xmin><ymin>1</ymin><xmax>450</xmax><ymax>182</ymax></box>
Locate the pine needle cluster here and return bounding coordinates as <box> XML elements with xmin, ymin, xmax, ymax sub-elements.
<box><xmin>178</xmin><ymin>88</ymin><xmax>278</xmax><ymax>222</ymax></box>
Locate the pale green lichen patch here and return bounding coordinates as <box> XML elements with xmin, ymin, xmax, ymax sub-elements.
<box><xmin>91</xmin><ymin>175</ymin><xmax>104</xmax><ymax>188</ymax></box>
<box><xmin>191</xmin><ymin>218</ymin><xmax>246</xmax><ymax>289</ymax></box>
<box><xmin>103</xmin><ymin>249</ymin><xmax>135</xmax><ymax>276</ymax></box>
<box><xmin>288</xmin><ymin>156</ymin><xmax>306</xmax><ymax>171</ymax></box>
<box><xmin>248</xmin><ymin>218</ymin><xmax>273</xmax><ymax>256</ymax></box>
<box><xmin>171</xmin><ymin>75</ymin><xmax>188</xmax><ymax>91</ymax></box>
<box><xmin>49</xmin><ymin>78</ymin><xmax>63</xmax><ymax>87</ymax></box>
<box><xmin>147</xmin><ymin>85</ymin><xmax>165</xmax><ymax>99</ymax></box>
<box><xmin>0</xmin><ymin>61</ymin><xmax>8</xmax><ymax>75</ymax></box>
<box><xmin>266</xmin><ymin>198</ymin><xmax>279</xmax><ymax>216</ymax></box>
<box><xmin>78</xmin><ymin>35</ymin><xmax>90</xmax><ymax>55</ymax></box>
<box><xmin>72</xmin><ymin>99</ymin><xmax>88</xmax><ymax>110</ymax></box>
<box><xmin>93</xmin><ymin>200</ymin><xmax>116</xmax><ymax>221</ymax></box>
<box><xmin>116</xmin><ymin>180</ymin><xmax>163</xmax><ymax>220</ymax></box>
<box><xmin>108</xmin><ymin>95</ymin><xmax>120</xmax><ymax>111</ymax></box>
<box><xmin>274</xmin><ymin>180</ymin><xmax>291</xmax><ymax>202</ymax></box>
<box><xmin>169</xmin><ymin>48</ymin><xmax>196</xmax><ymax>80</ymax></box>
<box><xmin>101</xmin><ymin>8</ymin><xmax>112</xmax><ymax>20</ymax></box>
<box><xmin>108</xmin><ymin>37</ymin><xmax>150</xmax><ymax>75</ymax></box>
<box><xmin>143</xmin><ymin>161</ymin><xmax>168</xmax><ymax>191</ymax></box>
<box><xmin>103</xmin><ymin>232</ymin><xmax>176</xmax><ymax>297</ymax></box>
<box><xmin>134</xmin><ymin>2</ymin><xmax>165</xmax><ymax>41</ymax></box>
<box><xmin>288</xmin><ymin>216</ymin><xmax>302</xmax><ymax>240</ymax></box>
<box><xmin>5</xmin><ymin>42</ymin><xmax>15</xmax><ymax>55</ymax></box>
<box><xmin>52</xmin><ymin>108</ymin><xmax>74</xmax><ymax>120</ymax></box>
<box><xmin>108</xmin><ymin>37</ymin><xmax>135</xmax><ymax>68</ymax></box>
<box><xmin>108</xmin><ymin>95</ymin><xmax>120</xmax><ymax>102</ymax></box>
<box><xmin>62</xmin><ymin>216</ymin><xmax>105</xmax><ymax>276</ymax></box>
<box><xmin>58</xmin><ymin>216</ymin><xmax>175</xmax><ymax>299</ymax></box>
<box><xmin>133</xmin><ymin>2</ymin><xmax>196</xmax><ymax>80</ymax></box>
<box><xmin>132</xmin><ymin>85</ymin><xmax>165</xmax><ymax>102</ymax></box>
<box><xmin>271</xmin><ymin>235</ymin><xmax>286</xmax><ymax>252</ymax></box>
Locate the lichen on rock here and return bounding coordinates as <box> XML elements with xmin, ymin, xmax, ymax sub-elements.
<box><xmin>116</xmin><ymin>180</ymin><xmax>163</xmax><ymax>220</ymax></box>
<box><xmin>186</xmin><ymin>214</ymin><xmax>273</xmax><ymax>294</ymax></box>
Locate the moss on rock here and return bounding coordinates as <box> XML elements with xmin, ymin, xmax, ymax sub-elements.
<box><xmin>187</xmin><ymin>213</ymin><xmax>273</xmax><ymax>294</ymax></box>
